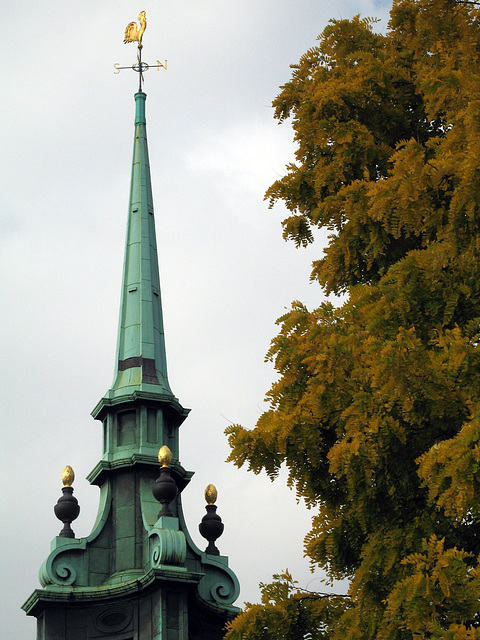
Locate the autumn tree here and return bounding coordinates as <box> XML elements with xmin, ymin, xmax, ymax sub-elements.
<box><xmin>226</xmin><ymin>1</ymin><xmax>480</xmax><ymax>638</ymax></box>
<box><xmin>226</xmin><ymin>571</ymin><xmax>349</xmax><ymax>640</ymax></box>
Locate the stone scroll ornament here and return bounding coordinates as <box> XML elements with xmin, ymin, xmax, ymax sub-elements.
<box><xmin>149</xmin><ymin>528</ymin><xmax>187</xmax><ymax>568</ymax></box>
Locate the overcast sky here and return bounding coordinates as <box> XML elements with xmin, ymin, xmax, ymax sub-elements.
<box><xmin>1</xmin><ymin>1</ymin><xmax>391</xmax><ymax>636</ymax></box>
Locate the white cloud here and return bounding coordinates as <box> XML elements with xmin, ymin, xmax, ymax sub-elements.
<box><xmin>186</xmin><ymin>118</ymin><xmax>295</xmax><ymax>197</ymax></box>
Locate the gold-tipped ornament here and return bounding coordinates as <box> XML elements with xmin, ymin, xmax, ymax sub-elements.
<box><xmin>61</xmin><ymin>465</ymin><xmax>75</xmax><ymax>487</ymax></box>
<box><xmin>54</xmin><ymin>465</ymin><xmax>80</xmax><ymax>538</ymax></box>
<box><xmin>205</xmin><ymin>484</ymin><xmax>218</xmax><ymax>505</ymax></box>
<box><xmin>199</xmin><ymin>484</ymin><xmax>224</xmax><ymax>556</ymax></box>
<box><xmin>152</xmin><ymin>445</ymin><xmax>178</xmax><ymax>518</ymax></box>
<box><xmin>158</xmin><ymin>445</ymin><xmax>172</xmax><ymax>467</ymax></box>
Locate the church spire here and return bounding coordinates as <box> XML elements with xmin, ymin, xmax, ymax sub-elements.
<box><xmin>108</xmin><ymin>91</ymin><xmax>172</xmax><ymax>399</ymax></box>
<box><xmin>91</xmin><ymin>90</ymin><xmax>187</xmax><ymax>465</ymax></box>
<box><xmin>22</xmin><ymin>18</ymin><xmax>240</xmax><ymax>636</ymax></box>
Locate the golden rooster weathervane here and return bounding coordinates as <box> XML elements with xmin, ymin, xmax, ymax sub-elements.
<box><xmin>114</xmin><ymin>11</ymin><xmax>167</xmax><ymax>92</ymax></box>
<box><xmin>124</xmin><ymin>10</ymin><xmax>147</xmax><ymax>50</ymax></box>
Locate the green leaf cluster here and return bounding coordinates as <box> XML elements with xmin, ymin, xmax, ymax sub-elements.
<box><xmin>226</xmin><ymin>1</ymin><xmax>480</xmax><ymax>637</ymax></box>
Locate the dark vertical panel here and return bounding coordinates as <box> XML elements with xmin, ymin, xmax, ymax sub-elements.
<box><xmin>118</xmin><ymin>411</ymin><xmax>136</xmax><ymax>446</ymax></box>
<box><xmin>147</xmin><ymin>409</ymin><xmax>157</xmax><ymax>443</ymax></box>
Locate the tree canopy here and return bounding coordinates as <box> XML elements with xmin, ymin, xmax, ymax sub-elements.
<box><xmin>226</xmin><ymin>1</ymin><xmax>480</xmax><ymax>638</ymax></box>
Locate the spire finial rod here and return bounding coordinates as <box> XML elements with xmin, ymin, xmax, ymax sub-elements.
<box><xmin>136</xmin><ymin>47</ymin><xmax>144</xmax><ymax>93</ymax></box>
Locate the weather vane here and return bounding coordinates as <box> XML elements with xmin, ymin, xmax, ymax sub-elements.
<box><xmin>114</xmin><ymin>11</ymin><xmax>167</xmax><ymax>92</ymax></box>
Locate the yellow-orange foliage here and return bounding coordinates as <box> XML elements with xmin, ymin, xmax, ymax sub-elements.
<box><xmin>226</xmin><ymin>2</ymin><xmax>480</xmax><ymax>638</ymax></box>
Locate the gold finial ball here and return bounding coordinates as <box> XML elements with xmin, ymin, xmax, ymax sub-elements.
<box><xmin>61</xmin><ymin>465</ymin><xmax>75</xmax><ymax>487</ymax></box>
<box><xmin>158</xmin><ymin>445</ymin><xmax>172</xmax><ymax>467</ymax></box>
<box><xmin>205</xmin><ymin>484</ymin><xmax>218</xmax><ymax>505</ymax></box>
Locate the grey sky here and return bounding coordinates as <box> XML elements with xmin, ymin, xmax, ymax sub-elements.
<box><xmin>1</xmin><ymin>1</ymin><xmax>391</xmax><ymax>636</ymax></box>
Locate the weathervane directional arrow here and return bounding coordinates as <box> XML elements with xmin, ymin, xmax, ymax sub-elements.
<box><xmin>113</xmin><ymin>10</ymin><xmax>167</xmax><ymax>92</ymax></box>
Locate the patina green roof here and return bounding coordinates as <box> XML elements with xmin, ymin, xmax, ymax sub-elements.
<box><xmin>107</xmin><ymin>91</ymin><xmax>173</xmax><ymax>400</ymax></box>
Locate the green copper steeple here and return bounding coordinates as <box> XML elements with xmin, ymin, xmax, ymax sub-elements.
<box><xmin>23</xmin><ymin>72</ymin><xmax>240</xmax><ymax>640</ymax></box>
<box><xmin>111</xmin><ymin>91</ymin><xmax>171</xmax><ymax>398</ymax></box>
<box><xmin>91</xmin><ymin>91</ymin><xmax>188</xmax><ymax>466</ymax></box>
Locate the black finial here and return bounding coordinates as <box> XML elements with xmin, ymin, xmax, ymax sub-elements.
<box><xmin>54</xmin><ymin>466</ymin><xmax>80</xmax><ymax>538</ymax></box>
<box><xmin>152</xmin><ymin>445</ymin><xmax>178</xmax><ymax>518</ymax></box>
<box><xmin>199</xmin><ymin>484</ymin><xmax>224</xmax><ymax>556</ymax></box>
